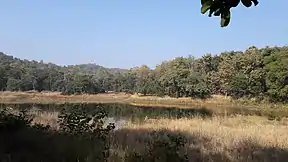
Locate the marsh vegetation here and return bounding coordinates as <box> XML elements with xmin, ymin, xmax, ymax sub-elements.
<box><xmin>1</xmin><ymin>102</ymin><xmax>288</xmax><ymax>162</ymax></box>
<box><xmin>1</xmin><ymin>45</ymin><xmax>288</xmax><ymax>161</ymax></box>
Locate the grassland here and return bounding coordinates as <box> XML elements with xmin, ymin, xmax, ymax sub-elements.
<box><xmin>1</xmin><ymin>91</ymin><xmax>288</xmax><ymax>118</ymax></box>
<box><xmin>113</xmin><ymin>116</ymin><xmax>288</xmax><ymax>161</ymax></box>
<box><xmin>2</xmin><ymin>92</ymin><xmax>288</xmax><ymax>161</ymax></box>
<box><xmin>29</xmin><ymin>109</ymin><xmax>288</xmax><ymax>161</ymax></box>
<box><xmin>1</xmin><ymin>91</ymin><xmax>286</xmax><ymax>108</ymax></box>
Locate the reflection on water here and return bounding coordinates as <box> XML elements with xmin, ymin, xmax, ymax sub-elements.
<box><xmin>0</xmin><ymin>103</ymin><xmax>213</xmax><ymax>121</ymax></box>
<box><xmin>105</xmin><ymin>117</ymin><xmax>127</xmax><ymax>130</ymax></box>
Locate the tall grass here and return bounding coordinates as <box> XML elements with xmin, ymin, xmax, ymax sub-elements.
<box><xmin>24</xmin><ymin>109</ymin><xmax>288</xmax><ymax>162</ymax></box>
<box><xmin>1</xmin><ymin>92</ymin><xmax>288</xmax><ymax>161</ymax></box>
<box><xmin>110</xmin><ymin>116</ymin><xmax>288</xmax><ymax>161</ymax></box>
<box><xmin>1</xmin><ymin>91</ymin><xmax>287</xmax><ymax>110</ymax></box>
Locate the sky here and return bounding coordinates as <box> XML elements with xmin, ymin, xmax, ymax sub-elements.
<box><xmin>0</xmin><ymin>1</ymin><xmax>287</xmax><ymax>69</ymax></box>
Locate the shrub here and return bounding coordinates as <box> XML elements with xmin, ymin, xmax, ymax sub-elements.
<box><xmin>125</xmin><ymin>130</ymin><xmax>189</xmax><ymax>162</ymax></box>
<box><xmin>0</xmin><ymin>105</ymin><xmax>115</xmax><ymax>162</ymax></box>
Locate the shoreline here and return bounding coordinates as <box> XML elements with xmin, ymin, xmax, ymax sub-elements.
<box><xmin>1</xmin><ymin>91</ymin><xmax>288</xmax><ymax>118</ymax></box>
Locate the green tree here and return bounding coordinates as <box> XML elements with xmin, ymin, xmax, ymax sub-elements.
<box><xmin>134</xmin><ymin>65</ymin><xmax>152</xmax><ymax>95</ymax></box>
<box><xmin>264</xmin><ymin>47</ymin><xmax>288</xmax><ymax>102</ymax></box>
<box><xmin>2</xmin><ymin>44</ymin><xmax>288</xmax><ymax>103</ymax></box>
<box><xmin>6</xmin><ymin>78</ymin><xmax>20</xmax><ymax>91</ymax></box>
<box><xmin>158</xmin><ymin>57</ymin><xmax>189</xmax><ymax>98</ymax></box>
<box><xmin>196</xmin><ymin>54</ymin><xmax>221</xmax><ymax>94</ymax></box>
<box><xmin>0</xmin><ymin>67</ymin><xmax>7</xmax><ymax>91</ymax></box>
<box><xmin>218</xmin><ymin>47</ymin><xmax>265</xmax><ymax>98</ymax></box>
<box><xmin>185</xmin><ymin>71</ymin><xmax>211</xmax><ymax>98</ymax></box>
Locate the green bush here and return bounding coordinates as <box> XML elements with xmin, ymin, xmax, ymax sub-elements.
<box><xmin>0</xmin><ymin>106</ymin><xmax>115</xmax><ymax>162</ymax></box>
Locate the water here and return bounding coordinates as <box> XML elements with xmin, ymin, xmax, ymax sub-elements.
<box><xmin>105</xmin><ymin>117</ymin><xmax>127</xmax><ymax>130</ymax></box>
<box><xmin>0</xmin><ymin>103</ymin><xmax>213</xmax><ymax>120</ymax></box>
<box><xmin>1</xmin><ymin>103</ymin><xmax>213</xmax><ymax>130</ymax></box>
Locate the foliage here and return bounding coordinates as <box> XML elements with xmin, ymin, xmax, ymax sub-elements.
<box><xmin>264</xmin><ymin>47</ymin><xmax>288</xmax><ymax>102</ymax></box>
<box><xmin>0</xmin><ymin>108</ymin><xmax>33</xmax><ymax>132</ymax></box>
<box><xmin>0</xmin><ymin>45</ymin><xmax>288</xmax><ymax>102</ymax></box>
<box><xmin>200</xmin><ymin>0</ymin><xmax>259</xmax><ymax>27</ymax></box>
<box><xmin>58</xmin><ymin>104</ymin><xmax>115</xmax><ymax>136</ymax></box>
<box><xmin>0</xmin><ymin>106</ymin><xmax>115</xmax><ymax>162</ymax></box>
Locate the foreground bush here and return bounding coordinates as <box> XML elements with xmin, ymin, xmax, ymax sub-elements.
<box><xmin>0</xmin><ymin>106</ymin><xmax>115</xmax><ymax>162</ymax></box>
<box><xmin>124</xmin><ymin>130</ymin><xmax>189</xmax><ymax>162</ymax></box>
<box><xmin>2</xmin><ymin>105</ymin><xmax>288</xmax><ymax>162</ymax></box>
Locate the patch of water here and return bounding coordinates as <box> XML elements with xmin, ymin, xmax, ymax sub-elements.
<box><xmin>104</xmin><ymin>117</ymin><xmax>127</xmax><ymax>130</ymax></box>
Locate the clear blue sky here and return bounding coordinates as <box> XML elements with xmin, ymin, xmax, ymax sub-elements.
<box><xmin>0</xmin><ymin>1</ymin><xmax>287</xmax><ymax>69</ymax></box>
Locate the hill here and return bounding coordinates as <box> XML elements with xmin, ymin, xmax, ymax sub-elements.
<box><xmin>64</xmin><ymin>63</ymin><xmax>127</xmax><ymax>78</ymax></box>
<box><xmin>0</xmin><ymin>52</ymin><xmax>127</xmax><ymax>76</ymax></box>
<box><xmin>0</xmin><ymin>52</ymin><xmax>128</xmax><ymax>93</ymax></box>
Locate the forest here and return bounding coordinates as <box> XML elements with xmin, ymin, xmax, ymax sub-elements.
<box><xmin>1</xmin><ymin>45</ymin><xmax>288</xmax><ymax>162</ymax></box>
<box><xmin>0</xmin><ymin>45</ymin><xmax>287</xmax><ymax>102</ymax></box>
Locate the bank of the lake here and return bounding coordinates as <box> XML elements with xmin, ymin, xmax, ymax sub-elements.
<box><xmin>0</xmin><ymin>102</ymin><xmax>287</xmax><ymax>121</ymax></box>
<box><xmin>1</xmin><ymin>97</ymin><xmax>288</xmax><ymax>161</ymax></box>
<box><xmin>7</xmin><ymin>106</ymin><xmax>288</xmax><ymax>162</ymax></box>
<box><xmin>1</xmin><ymin>91</ymin><xmax>288</xmax><ymax>119</ymax></box>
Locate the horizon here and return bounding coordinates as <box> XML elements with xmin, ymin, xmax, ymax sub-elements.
<box><xmin>1</xmin><ymin>44</ymin><xmax>285</xmax><ymax>70</ymax></box>
<box><xmin>0</xmin><ymin>1</ymin><xmax>287</xmax><ymax>69</ymax></box>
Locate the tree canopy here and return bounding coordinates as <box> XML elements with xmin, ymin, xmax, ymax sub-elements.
<box><xmin>201</xmin><ymin>0</ymin><xmax>259</xmax><ymax>27</ymax></box>
<box><xmin>1</xmin><ymin>45</ymin><xmax>287</xmax><ymax>102</ymax></box>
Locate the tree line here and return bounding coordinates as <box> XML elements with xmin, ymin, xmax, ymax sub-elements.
<box><xmin>0</xmin><ymin>45</ymin><xmax>287</xmax><ymax>102</ymax></box>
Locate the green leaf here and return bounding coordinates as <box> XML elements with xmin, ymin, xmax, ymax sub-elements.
<box><xmin>208</xmin><ymin>5</ymin><xmax>217</xmax><ymax>17</ymax></box>
<box><xmin>213</xmin><ymin>8</ymin><xmax>221</xmax><ymax>16</ymax></box>
<box><xmin>241</xmin><ymin>0</ymin><xmax>252</xmax><ymax>7</ymax></box>
<box><xmin>208</xmin><ymin>1</ymin><xmax>221</xmax><ymax>17</ymax></box>
<box><xmin>230</xmin><ymin>0</ymin><xmax>241</xmax><ymax>7</ymax></box>
<box><xmin>201</xmin><ymin>1</ymin><xmax>212</xmax><ymax>14</ymax></box>
<box><xmin>220</xmin><ymin>18</ymin><xmax>229</xmax><ymax>27</ymax></box>
<box><xmin>201</xmin><ymin>0</ymin><xmax>209</xmax><ymax>5</ymax></box>
<box><xmin>251</xmin><ymin>0</ymin><xmax>259</xmax><ymax>6</ymax></box>
<box><xmin>220</xmin><ymin>9</ymin><xmax>231</xmax><ymax>27</ymax></box>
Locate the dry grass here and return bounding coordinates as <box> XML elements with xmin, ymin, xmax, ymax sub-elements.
<box><xmin>121</xmin><ymin>116</ymin><xmax>288</xmax><ymax>149</ymax></box>
<box><xmin>28</xmin><ymin>110</ymin><xmax>288</xmax><ymax>161</ymax></box>
<box><xmin>2</xmin><ymin>91</ymin><xmax>288</xmax><ymax>119</ymax></box>
<box><xmin>29</xmin><ymin>108</ymin><xmax>59</xmax><ymax>129</ymax></box>
<box><xmin>2</xmin><ymin>90</ymin><xmax>287</xmax><ymax>161</ymax></box>
<box><xmin>1</xmin><ymin>91</ymin><xmax>287</xmax><ymax>108</ymax></box>
<box><xmin>0</xmin><ymin>91</ymin><xmax>131</xmax><ymax>104</ymax></box>
<box><xmin>109</xmin><ymin>116</ymin><xmax>288</xmax><ymax>161</ymax></box>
